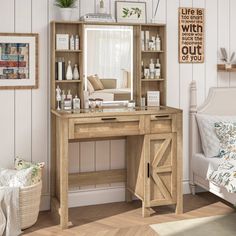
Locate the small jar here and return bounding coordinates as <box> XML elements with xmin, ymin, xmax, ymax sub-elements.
<box><xmin>95</xmin><ymin>98</ymin><xmax>103</xmax><ymax>109</ymax></box>
<box><xmin>89</xmin><ymin>99</ymin><xmax>96</xmax><ymax>110</ymax></box>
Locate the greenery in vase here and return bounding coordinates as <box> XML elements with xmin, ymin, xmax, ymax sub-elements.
<box><xmin>122</xmin><ymin>7</ymin><xmax>142</xmax><ymax>18</ymax></box>
<box><xmin>55</xmin><ymin>0</ymin><xmax>77</xmax><ymax>8</ymax></box>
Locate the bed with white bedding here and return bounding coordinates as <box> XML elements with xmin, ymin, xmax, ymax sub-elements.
<box><xmin>189</xmin><ymin>81</ymin><xmax>236</xmax><ymax>205</ymax></box>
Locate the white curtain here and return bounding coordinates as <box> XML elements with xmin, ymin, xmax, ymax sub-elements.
<box><xmin>87</xmin><ymin>26</ymin><xmax>132</xmax><ymax>89</ymax></box>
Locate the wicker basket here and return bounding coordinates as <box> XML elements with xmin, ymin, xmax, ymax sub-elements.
<box><xmin>19</xmin><ymin>181</ymin><xmax>42</xmax><ymax>230</ymax></box>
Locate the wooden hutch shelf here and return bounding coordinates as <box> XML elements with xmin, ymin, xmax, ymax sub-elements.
<box><xmin>55</xmin><ymin>49</ymin><xmax>82</xmax><ymax>53</ymax></box>
<box><xmin>141</xmin><ymin>50</ymin><xmax>164</xmax><ymax>53</ymax></box>
<box><xmin>217</xmin><ymin>64</ymin><xmax>236</xmax><ymax>72</ymax></box>
<box><xmin>55</xmin><ymin>80</ymin><xmax>82</xmax><ymax>83</ymax></box>
<box><xmin>141</xmin><ymin>78</ymin><xmax>164</xmax><ymax>82</ymax></box>
<box><xmin>138</xmin><ymin>24</ymin><xmax>166</xmax><ymax>106</ymax></box>
<box><xmin>51</xmin><ymin>21</ymin><xmax>167</xmax><ymax>109</ymax></box>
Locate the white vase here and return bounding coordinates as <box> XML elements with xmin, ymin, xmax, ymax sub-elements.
<box><xmin>73</xmin><ymin>64</ymin><xmax>79</xmax><ymax>80</ymax></box>
<box><xmin>59</xmin><ymin>8</ymin><xmax>72</xmax><ymax>21</ymax></box>
<box><xmin>66</xmin><ymin>61</ymin><xmax>73</xmax><ymax>80</ymax></box>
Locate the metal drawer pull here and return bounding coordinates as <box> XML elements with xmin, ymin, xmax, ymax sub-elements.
<box><xmin>101</xmin><ymin>117</ymin><xmax>117</xmax><ymax>121</ymax></box>
<box><xmin>147</xmin><ymin>163</ymin><xmax>150</xmax><ymax>178</ymax></box>
<box><xmin>155</xmin><ymin>115</ymin><xmax>170</xmax><ymax>119</ymax></box>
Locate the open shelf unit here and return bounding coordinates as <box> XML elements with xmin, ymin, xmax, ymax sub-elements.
<box><xmin>51</xmin><ymin>21</ymin><xmax>166</xmax><ymax>109</ymax></box>
<box><xmin>217</xmin><ymin>64</ymin><xmax>236</xmax><ymax>72</ymax></box>
<box><xmin>51</xmin><ymin>22</ymin><xmax>84</xmax><ymax>109</ymax></box>
<box><xmin>138</xmin><ymin>24</ymin><xmax>166</xmax><ymax>106</ymax></box>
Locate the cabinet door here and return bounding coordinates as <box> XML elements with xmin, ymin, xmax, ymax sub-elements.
<box><xmin>144</xmin><ymin>133</ymin><xmax>177</xmax><ymax>207</ymax></box>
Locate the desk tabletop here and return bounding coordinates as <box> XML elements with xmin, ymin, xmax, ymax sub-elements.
<box><xmin>51</xmin><ymin>106</ymin><xmax>182</xmax><ymax>119</ymax></box>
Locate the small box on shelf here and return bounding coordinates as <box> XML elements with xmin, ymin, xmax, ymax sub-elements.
<box><xmin>56</xmin><ymin>34</ymin><xmax>69</xmax><ymax>50</ymax></box>
<box><xmin>147</xmin><ymin>91</ymin><xmax>160</xmax><ymax>107</ymax></box>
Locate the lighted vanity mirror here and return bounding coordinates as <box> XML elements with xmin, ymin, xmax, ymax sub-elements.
<box><xmin>84</xmin><ymin>25</ymin><xmax>133</xmax><ymax>103</ymax></box>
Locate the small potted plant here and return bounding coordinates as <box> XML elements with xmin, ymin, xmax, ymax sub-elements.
<box><xmin>55</xmin><ymin>0</ymin><xmax>77</xmax><ymax>21</ymax></box>
<box><xmin>220</xmin><ymin>47</ymin><xmax>235</xmax><ymax>69</ymax></box>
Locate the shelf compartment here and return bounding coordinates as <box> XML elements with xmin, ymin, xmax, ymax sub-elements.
<box><xmin>141</xmin><ymin>78</ymin><xmax>164</xmax><ymax>82</ymax></box>
<box><xmin>142</xmin><ymin>50</ymin><xmax>164</xmax><ymax>53</ymax></box>
<box><xmin>217</xmin><ymin>64</ymin><xmax>236</xmax><ymax>72</ymax></box>
<box><xmin>55</xmin><ymin>80</ymin><xmax>82</xmax><ymax>83</ymax></box>
<box><xmin>56</xmin><ymin>50</ymin><xmax>82</xmax><ymax>53</ymax></box>
<box><xmin>69</xmin><ymin>169</ymin><xmax>126</xmax><ymax>189</ymax></box>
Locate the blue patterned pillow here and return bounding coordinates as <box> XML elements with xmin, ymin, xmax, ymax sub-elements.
<box><xmin>215</xmin><ymin>122</ymin><xmax>236</xmax><ymax>158</ymax></box>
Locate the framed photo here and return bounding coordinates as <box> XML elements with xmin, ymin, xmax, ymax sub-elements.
<box><xmin>116</xmin><ymin>1</ymin><xmax>147</xmax><ymax>23</ymax></box>
<box><xmin>0</xmin><ymin>33</ymin><xmax>39</xmax><ymax>89</ymax></box>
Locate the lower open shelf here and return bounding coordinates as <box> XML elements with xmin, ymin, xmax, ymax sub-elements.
<box><xmin>68</xmin><ymin>169</ymin><xmax>126</xmax><ymax>190</ymax></box>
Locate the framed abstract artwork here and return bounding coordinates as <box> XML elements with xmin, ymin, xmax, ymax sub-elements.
<box><xmin>116</xmin><ymin>1</ymin><xmax>147</xmax><ymax>23</ymax></box>
<box><xmin>0</xmin><ymin>33</ymin><xmax>39</xmax><ymax>89</ymax></box>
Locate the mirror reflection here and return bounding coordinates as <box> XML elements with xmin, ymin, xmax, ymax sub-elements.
<box><xmin>85</xmin><ymin>25</ymin><xmax>133</xmax><ymax>102</ymax></box>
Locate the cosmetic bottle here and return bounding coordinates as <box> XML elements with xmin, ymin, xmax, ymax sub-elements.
<box><xmin>156</xmin><ymin>34</ymin><xmax>161</xmax><ymax>51</ymax></box>
<box><xmin>73</xmin><ymin>64</ymin><xmax>79</xmax><ymax>80</ymax></box>
<box><xmin>61</xmin><ymin>90</ymin><xmax>66</xmax><ymax>110</ymax></box>
<box><xmin>149</xmin><ymin>59</ymin><xmax>155</xmax><ymax>79</ymax></box>
<box><xmin>66</xmin><ymin>61</ymin><xmax>73</xmax><ymax>80</ymax></box>
<box><xmin>75</xmin><ymin>35</ymin><xmax>79</xmax><ymax>50</ymax></box>
<box><xmin>70</xmin><ymin>35</ymin><xmax>75</xmax><ymax>50</ymax></box>
<box><xmin>73</xmin><ymin>95</ymin><xmax>80</xmax><ymax>110</ymax></box>
<box><xmin>155</xmin><ymin>59</ymin><xmax>161</xmax><ymax>79</ymax></box>
<box><xmin>67</xmin><ymin>90</ymin><xmax>72</xmax><ymax>101</ymax></box>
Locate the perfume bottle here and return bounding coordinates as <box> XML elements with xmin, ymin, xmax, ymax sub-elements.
<box><xmin>155</xmin><ymin>59</ymin><xmax>161</xmax><ymax>79</ymax></box>
<box><xmin>156</xmin><ymin>34</ymin><xmax>161</xmax><ymax>51</ymax></box>
<box><xmin>73</xmin><ymin>95</ymin><xmax>80</xmax><ymax>110</ymax></box>
<box><xmin>64</xmin><ymin>90</ymin><xmax>72</xmax><ymax>110</ymax></box>
<box><xmin>56</xmin><ymin>85</ymin><xmax>61</xmax><ymax>110</ymax></box>
<box><xmin>67</xmin><ymin>90</ymin><xmax>72</xmax><ymax>101</ymax></box>
<box><xmin>61</xmin><ymin>90</ymin><xmax>66</xmax><ymax>110</ymax></box>
<box><xmin>149</xmin><ymin>59</ymin><xmax>155</xmax><ymax>79</ymax></box>
<box><xmin>66</xmin><ymin>61</ymin><xmax>73</xmax><ymax>80</ymax></box>
<box><xmin>75</xmin><ymin>35</ymin><xmax>79</xmax><ymax>50</ymax></box>
<box><xmin>144</xmin><ymin>67</ymin><xmax>150</xmax><ymax>79</ymax></box>
<box><xmin>70</xmin><ymin>35</ymin><xmax>75</xmax><ymax>50</ymax></box>
<box><xmin>151</xmin><ymin>36</ymin><xmax>156</xmax><ymax>50</ymax></box>
<box><xmin>73</xmin><ymin>64</ymin><xmax>79</xmax><ymax>80</ymax></box>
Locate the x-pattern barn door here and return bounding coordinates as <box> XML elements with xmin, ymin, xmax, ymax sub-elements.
<box><xmin>144</xmin><ymin>133</ymin><xmax>177</xmax><ymax>210</ymax></box>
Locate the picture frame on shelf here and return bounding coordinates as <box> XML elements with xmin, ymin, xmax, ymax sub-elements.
<box><xmin>115</xmin><ymin>1</ymin><xmax>147</xmax><ymax>23</ymax></box>
<box><xmin>0</xmin><ymin>33</ymin><xmax>39</xmax><ymax>89</ymax></box>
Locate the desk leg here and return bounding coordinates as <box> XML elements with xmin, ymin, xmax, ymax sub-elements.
<box><xmin>57</xmin><ymin>118</ymin><xmax>69</xmax><ymax>229</ymax></box>
<box><xmin>175</xmin><ymin>112</ymin><xmax>183</xmax><ymax>214</ymax></box>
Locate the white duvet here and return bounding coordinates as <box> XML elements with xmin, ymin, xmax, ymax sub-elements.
<box><xmin>0</xmin><ymin>187</ymin><xmax>21</xmax><ymax>236</ymax></box>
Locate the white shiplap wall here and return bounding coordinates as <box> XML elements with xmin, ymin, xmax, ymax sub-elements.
<box><xmin>1</xmin><ymin>0</ymin><xmax>236</xmax><ymax>209</ymax></box>
<box><xmin>0</xmin><ymin>0</ymin><xmax>50</xmax><ymax>210</ymax></box>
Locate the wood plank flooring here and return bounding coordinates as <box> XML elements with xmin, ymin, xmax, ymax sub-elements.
<box><xmin>23</xmin><ymin>193</ymin><xmax>235</xmax><ymax>236</ymax></box>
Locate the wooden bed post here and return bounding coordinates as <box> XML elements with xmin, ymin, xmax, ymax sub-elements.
<box><xmin>189</xmin><ymin>81</ymin><xmax>197</xmax><ymax>195</ymax></box>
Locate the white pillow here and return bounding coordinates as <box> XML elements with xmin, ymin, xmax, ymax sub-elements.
<box><xmin>196</xmin><ymin>114</ymin><xmax>236</xmax><ymax>157</ymax></box>
<box><xmin>0</xmin><ymin>167</ymin><xmax>34</xmax><ymax>187</ymax></box>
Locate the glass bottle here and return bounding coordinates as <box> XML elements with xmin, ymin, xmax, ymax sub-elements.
<box><xmin>66</xmin><ymin>60</ymin><xmax>73</xmax><ymax>80</ymax></box>
<box><xmin>73</xmin><ymin>64</ymin><xmax>79</xmax><ymax>80</ymax></box>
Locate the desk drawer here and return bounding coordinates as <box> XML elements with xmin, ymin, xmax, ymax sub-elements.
<box><xmin>150</xmin><ymin>114</ymin><xmax>172</xmax><ymax>133</ymax></box>
<box><xmin>69</xmin><ymin>116</ymin><xmax>144</xmax><ymax>139</ymax></box>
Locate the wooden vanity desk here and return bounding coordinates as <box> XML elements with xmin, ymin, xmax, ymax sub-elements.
<box><xmin>51</xmin><ymin>106</ymin><xmax>183</xmax><ymax>229</ymax></box>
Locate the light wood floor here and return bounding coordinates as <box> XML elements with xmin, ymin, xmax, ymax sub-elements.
<box><xmin>23</xmin><ymin>193</ymin><xmax>235</xmax><ymax>236</ymax></box>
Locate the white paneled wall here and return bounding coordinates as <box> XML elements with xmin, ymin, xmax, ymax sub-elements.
<box><xmin>1</xmin><ymin>0</ymin><xmax>236</xmax><ymax>209</ymax></box>
<box><xmin>0</xmin><ymin>0</ymin><xmax>49</xmax><ymax>210</ymax></box>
